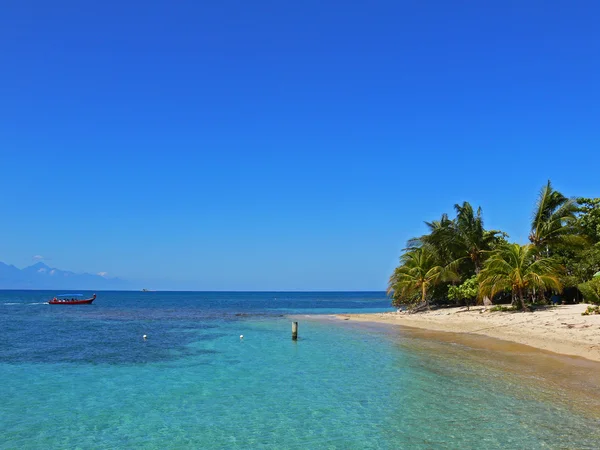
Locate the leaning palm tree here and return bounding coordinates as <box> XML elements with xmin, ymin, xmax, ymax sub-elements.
<box><xmin>388</xmin><ymin>247</ymin><xmax>458</xmax><ymax>310</ymax></box>
<box><xmin>478</xmin><ymin>244</ymin><xmax>563</xmax><ymax>310</ymax></box>
<box><xmin>529</xmin><ymin>181</ymin><xmax>579</xmax><ymax>254</ymax></box>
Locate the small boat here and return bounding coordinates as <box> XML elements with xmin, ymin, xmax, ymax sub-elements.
<box><xmin>48</xmin><ymin>294</ymin><xmax>96</xmax><ymax>305</ymax></box>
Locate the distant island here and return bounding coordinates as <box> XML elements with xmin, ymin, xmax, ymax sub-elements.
<box><xmin>0</xmin><ymin>261</ymin><xmax>131</xmax><ymax>290</ymax></box>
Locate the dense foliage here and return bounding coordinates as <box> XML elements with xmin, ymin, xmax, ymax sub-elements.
<box><xmin>479</xmin><ymin>244</ymin><xmax>563</xmax><ymax>309</ymax></box>
<box><xmin>578</xmin><ymin>278</ymin><xmax>600</xmax><ymax>305</ymax></box>
<box><xmin>388</xmin><ymin>182</ymin><xmax>599</xmax><ymax>309</ymax></box>
<box><xmin>387</xmin><ymin>247</ymin><xmax>458</xmax><ymax>309</ymax></box>
<box><xmin>447</xmin><ymin>276</ymin><xmax>477</xmax><ymax>309</ymax></box>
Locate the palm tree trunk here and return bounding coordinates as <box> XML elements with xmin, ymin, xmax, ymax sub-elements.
<box><xmin>422</xmin><ymin>284</ymin><xmax>429</xmax><ymax>310</ymax></box>
<box><xmin>518</xmin><ymin>287</ymin><xmax>526</xmax><ymax>310</ymax></box>
<box><xmin>474</xmin><ymin>264</ymin><xmax>492</xmax><ymax>307</ymax></box>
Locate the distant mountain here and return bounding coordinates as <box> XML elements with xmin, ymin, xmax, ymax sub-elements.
<box><xmin>0</xmin><ymin>261</ymin><xmax>132</xmax><ymax>290</ymax></box>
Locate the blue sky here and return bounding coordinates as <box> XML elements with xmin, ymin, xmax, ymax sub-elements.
<box><xmin>0</xmin><ymin>1</ymin><xmax>598</xmax><ymax>290</ymax></box>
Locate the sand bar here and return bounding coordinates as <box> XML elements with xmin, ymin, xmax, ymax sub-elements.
<box><xmin>337</xmin><ymin>304</ymin><xmax>600</xmax><ymax>362</ymax></box>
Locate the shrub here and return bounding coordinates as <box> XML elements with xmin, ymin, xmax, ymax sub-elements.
<box><xmin>578</xmin><ymin>278</ymin><xmax>600</xmax><ymax>305</ymax></box>
<box><xmin>447</xmin><ymin>276</ymin><xmax>478</xmax><ymax>309</ymax></box>
<box><xmin>582</xmin><ymin>305</ymin><xmax>600</xmax><ymax>316</ymax></box>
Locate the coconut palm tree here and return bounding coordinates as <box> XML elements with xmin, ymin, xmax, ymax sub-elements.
<box><xmin>408</xmin><ymin>203</ymin><xmax>505</xmax><ymax>274</ymax></box>
<box><xmin>406</xmin><ymin>213</ymin><xmax>458</xmax><ymax>266</ymax></box>
<box><xmin>478</xmin><ymin>244</ymin><xmax>563</xmax><ymax>310</ymax></box>
<box><xmin>387</xmin><ymin>247</ymin><xmax>458</xmax><ymax>309</ymax></box>
<box><xmin>454</xmin><ymin>202</ymin><xmax>506</xmax><ymax>274</ymax></box>
<box><xmin>403</xmin><ymin>203</ymin><xmax>506</xmax><ymax>306</ymax></box>
<box><xmin>529</xmin><ymin>181</ymin><xmax>579</xmax><ymax>254</ymax></box>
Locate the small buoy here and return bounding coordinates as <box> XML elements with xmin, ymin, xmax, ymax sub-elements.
<box><xmin>143</xmin><ymin>335</ymin><xmax>147</xmax><ymax>340</ymax></box>
<box><xmin>240</xmin><ymin>335</ymin><xmax>244</xmax><ymax>340</ymax></box>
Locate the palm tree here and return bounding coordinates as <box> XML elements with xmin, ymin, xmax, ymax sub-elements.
<box><xmin>454</xmin><ymin>202</ymin><xmax>505</xmax><ymax>274</ymax></box>
<box><xmin>387</xmin><ymin>247</ymin><xmax>458</xmax><ymax>309</ymax></box>
<box><xmin>406</xmin><ymin>213</ymin><xmax>458</xmax><ymax>266</ymax></box>
<box><xmin>530</xmin><ymin>181</ymin><xmax>579</xmax><ymax>254</ymax></box>
<box><xmin>404</xmin><ymin>203</ymin><xmax>505</xmax><ymax>306</ymax></box>
<box><xmin>409</xmin><ymin>203</ymin><xmax>504</xmax><ymax>274</ymax></box>
<box><xmin>478</xmin><ymin>244</ymin><xmax>563</xmax><ymax>310</ymax></box>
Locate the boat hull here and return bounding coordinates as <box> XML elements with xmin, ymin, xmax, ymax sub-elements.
<box><xmin>48</xmin><ymin>294</ymin><xmax>96</xmax><ymax>305</ymax></box>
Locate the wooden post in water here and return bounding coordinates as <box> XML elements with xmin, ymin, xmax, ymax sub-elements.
<box><xmin>292</xmin><ymin>321</ymin><xmax>298</xmax><ymax>340</ymax></box>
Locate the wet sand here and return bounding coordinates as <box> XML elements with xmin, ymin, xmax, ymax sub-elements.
<box><xmin>334</xmin><ymin>304</ymin><xmax>600</xmax><ymax>362</ymax></box>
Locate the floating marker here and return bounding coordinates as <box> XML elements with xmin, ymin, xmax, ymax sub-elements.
<box><xmin>143</xmin><ymin>335</ymin><xmax>147</xmax><ymax>340</ymax></box>
<box><xmin>240</xmin><ymin>335</ymin><xmax>244</xmax><ymax>340</ymax></box>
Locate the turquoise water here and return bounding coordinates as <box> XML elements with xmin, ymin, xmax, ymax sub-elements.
<box><xmin>1</xmin><ymin>291</ymin><xmax>599</xmax><ymax>449</ymax></box>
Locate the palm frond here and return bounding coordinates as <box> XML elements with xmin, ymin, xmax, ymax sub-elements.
<box><xmin>530</xmin><ymin>181</ymin><xmax>578</xmax><ymax>250</ymax></box>
<box><xmin>478</xmin><ymin>243</ymin><xmax>563</xmax><ymax>303</ymax></box>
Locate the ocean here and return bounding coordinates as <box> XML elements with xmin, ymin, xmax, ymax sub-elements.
<box><xmin>1</xmin><ymin>291</ymin><xmax>599</xmax><ymax>449</ymax></box>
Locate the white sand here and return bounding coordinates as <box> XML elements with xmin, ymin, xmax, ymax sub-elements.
<box><xmin>338</xmin><ymin>304</ymin><xmax>600</xmax><ymax>362</ymax></box>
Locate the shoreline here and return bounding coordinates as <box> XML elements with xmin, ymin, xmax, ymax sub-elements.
<box><xmin>334</xmin><ymin>304</ymin><xmax>600</xmax><ymax>362</ymax></box>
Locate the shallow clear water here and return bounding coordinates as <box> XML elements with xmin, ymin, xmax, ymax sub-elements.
<box><xmin>1</xmin><ymin>291</ymin><xmax>599</xmax><ymax>449</ymax></box>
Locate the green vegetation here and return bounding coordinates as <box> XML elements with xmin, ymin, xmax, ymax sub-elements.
<box><xmin>529</xmin><ymin>181</ymin><xmax>581</xmax><ymax>253</ymax></box>
<box><xmin>388</xmin><ymin>182</ymin><xmax>600</xmax><ymax>310</ymax></box>
<box><xmin>387</xmin><ymin>247</ymin><xmax>458</xmax><ymax>310</ymax></box>
<box><xmin>578</xmin><ymin>277</ymin><xmax>600</xmax><ymax>305</ymax></box>
<box><xmin>582</xmin><ymin>305</ymin><xmax>600</xmax><ymax>316</ymax></box>
<box><xmin>479</xmin><ymin>244</ymin><xmax>562</xmax><ymax>310</ymax></box>
<box><xmin>447</xmin><ymin>276</ymin><xmax>477</xmax><ymax>310</ymax></box>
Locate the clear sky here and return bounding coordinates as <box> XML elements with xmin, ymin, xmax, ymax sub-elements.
<box><xmin>0</xmin><ymin>1</ymin><xmax>598</xmax><ymax>290</ymax></box>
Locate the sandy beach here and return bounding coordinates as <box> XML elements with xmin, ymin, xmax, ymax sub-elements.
<box><xmin>337</xmin><ymin>304</ymin><xmax>600</xmax><ymax>362</ymax></box>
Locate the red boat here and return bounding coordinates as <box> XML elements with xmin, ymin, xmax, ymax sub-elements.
<box><xmin>48</xmin><ymin>294</ymin><xmax>96</xmax><ymax>305</ymax></box>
